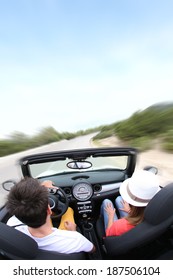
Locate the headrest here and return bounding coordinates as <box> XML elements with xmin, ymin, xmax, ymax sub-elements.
<box><xmin>0</xmin><ymin>222</ymin><xmax>38</xmax><ymax>259</ymax></box>
<box><xmin>144</xmin><ymin>183</ymin><xmax>173</xmax><ymax>225</ymax></box>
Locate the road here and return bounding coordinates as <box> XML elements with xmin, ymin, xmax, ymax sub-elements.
<box><xmin>0</xmin><ymin>133</ymin><xmax>97</xmax><ymax>207</ymax></box>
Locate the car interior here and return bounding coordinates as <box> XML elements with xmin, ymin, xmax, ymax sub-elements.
<box><xmin>0</xmin><ymin>147</ymin><xmax>173</xmax><ymax>260</ymax></box>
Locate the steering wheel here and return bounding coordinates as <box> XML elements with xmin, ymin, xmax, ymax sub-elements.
<box><xmin>48</xmin><ymin>187</ymin><xmax>69</xmax><ymax>219</ymax></box>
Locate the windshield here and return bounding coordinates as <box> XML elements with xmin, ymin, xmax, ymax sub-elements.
<box><xmin>29</xmin><ymin>155</ymin><xmax>128</xmax><ymax>178</ymax></box>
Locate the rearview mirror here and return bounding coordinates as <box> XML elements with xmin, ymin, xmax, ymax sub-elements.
<box><xmin>67</xmin><ymin>161</ymin><xmax>92</xmax><ymax>169</ymax></box>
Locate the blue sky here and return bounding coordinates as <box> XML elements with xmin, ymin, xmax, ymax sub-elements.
<box><xmin>0</xmin><ymin>0</ymin><xmax>173</xmax><ymax>138</ymax></box>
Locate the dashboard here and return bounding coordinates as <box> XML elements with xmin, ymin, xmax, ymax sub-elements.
<box><xmin>41</xmin><ymin>170</ymin><xmax>125</xmax><ymax>219</ymax></box>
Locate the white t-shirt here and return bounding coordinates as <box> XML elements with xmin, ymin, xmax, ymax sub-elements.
<box><xmin>7</xmin><ymin>216</ymin><xmax>93</xmax><ymax>254</ymax></box>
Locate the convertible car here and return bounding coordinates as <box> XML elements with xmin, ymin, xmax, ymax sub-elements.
<box><xmin>0</xmin><ymin>147</ymin><xmax>173</xmax><ymax>260</ymax></box>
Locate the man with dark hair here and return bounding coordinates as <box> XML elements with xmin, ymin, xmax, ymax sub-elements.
<box><xmin>6</xmin><ymin>177</ymin><xmax>95</xmax><ymax>254</ymax></box>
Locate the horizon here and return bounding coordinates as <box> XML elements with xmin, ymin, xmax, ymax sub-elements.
<box><xmin>1</xmin><ymin>99</ymin><xmax>173</xmax><ymax>140</ymax></box>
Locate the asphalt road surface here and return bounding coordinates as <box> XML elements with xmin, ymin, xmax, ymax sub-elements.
<box><xmin>0</xmin><ymin>133</ymin><xmax>97</xmax><ymax>207</ymax></box>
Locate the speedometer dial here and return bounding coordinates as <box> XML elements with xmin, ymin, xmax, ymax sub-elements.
<box><xmin>72</xmin><ymin>182</ymin><xmax>93</xmax><ymax>201</ymax></box>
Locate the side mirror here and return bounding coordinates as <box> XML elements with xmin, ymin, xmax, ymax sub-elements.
<box><xmin>2</xmin><ymin>180</ymin><xmax>16</xmax><ymax>191</ymax></box>
<box><xmin>143</xmin><ymin>166</ymin><xmax>158</xmax><ymax>175</ymax></box>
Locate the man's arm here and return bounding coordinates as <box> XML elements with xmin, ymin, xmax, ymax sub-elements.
<box><xmin>41</xmin><ymin>180</ymin><xmax>57</xmax><ymax>189</ymax></box>
<box><xmin>64</xmin><ymin>221</ymin><xmax>77</xmax><ymax>231</ymax></box>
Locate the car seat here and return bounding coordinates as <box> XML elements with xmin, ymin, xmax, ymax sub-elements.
<box><xmin>0</xmin><ymin>222</ymin><xmax>86</xmax><ymax>260</ymax></box>
<box><xmin>96</xmin><ymin>183</ymin><xmax>173</xmax><ymax>259</ymax></box>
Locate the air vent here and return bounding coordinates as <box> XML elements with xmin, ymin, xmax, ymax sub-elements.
<box><xmin>93</xmin><ymin>184</ymin><xmax>102</xmax><ymax>192</ymax></box>
<box><xmin>63</xmin><ymin>187</ymin><xmax>71</xmax><ymax>195</ymax></box>
<box><xmin>72</xmin><ymin>175</ymin><xmax>89</xmax><ymax>180</ymax></box>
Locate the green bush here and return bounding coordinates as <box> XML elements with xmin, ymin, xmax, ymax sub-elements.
<box><xmin>127</xmin><ymin>137</ymin><xmax>153</xmax><ymax>151</ymax></box>
<box><xmin>162</xmin><ymin>142</ymin><xmax>173</xmax><ymax>152</ymax></box>
<box><xmin>161</xmin><ymin>129</ymin><xmax>173</xmax><ymax>152</ymax></box>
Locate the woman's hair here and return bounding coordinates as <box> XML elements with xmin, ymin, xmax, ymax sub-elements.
<box><xmin>125</xmin><ymin>205</ymin><xmax>145</xmax><ymax>225</ymax></box>
<box><xmin>6</xmin><ymin>177</ymin><xmax>49</xmax><ymax>228</ymax></box>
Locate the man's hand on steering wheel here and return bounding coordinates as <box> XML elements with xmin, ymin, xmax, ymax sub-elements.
<box><xmin>41</xmin><ymin>180</ymin><xmax>69</xmax><ymax>219</ymax></box>
<box><xmin>41</xmin><ymin>180</ymin><xmax>57</xmax><ymax>189</ymax></box>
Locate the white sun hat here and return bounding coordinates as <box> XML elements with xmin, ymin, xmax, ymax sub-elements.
<box><xmin>119</xmin><ymin>170</ymin><xmax>160</xmax><ymax>207</ymax></box>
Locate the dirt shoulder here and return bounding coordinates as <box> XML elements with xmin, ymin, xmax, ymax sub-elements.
<box><xmin>92</xmin><ymin>136</ymin><xmax>173</xmax><ymax>186</ymax></box>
